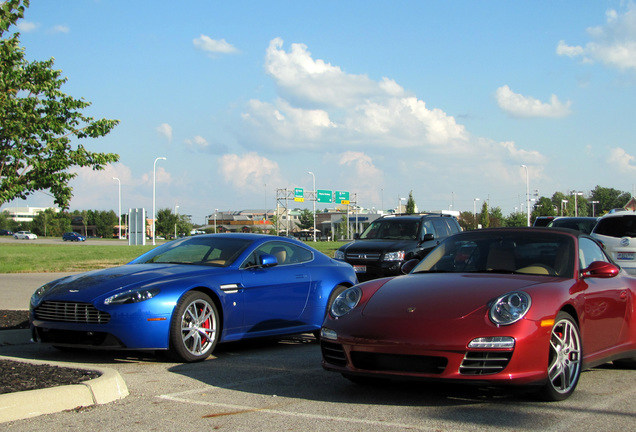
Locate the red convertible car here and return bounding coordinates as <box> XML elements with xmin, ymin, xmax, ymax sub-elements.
<box><xmin>321</xmin><ymin>228</ymin><xmax>636</xmax><ymax>401</ymax></box>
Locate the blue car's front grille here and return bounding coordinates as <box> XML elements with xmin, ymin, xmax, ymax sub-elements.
<box><xmin>35</xmin><ymin>301</ymin><xmax>111</xmax><ymax>324</ymax></box>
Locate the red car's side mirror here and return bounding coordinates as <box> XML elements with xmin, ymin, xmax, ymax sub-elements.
<box><xmin>581</xmin><ymin>261</ymin><xmax>620</xmax><ymax>279</ymax></box>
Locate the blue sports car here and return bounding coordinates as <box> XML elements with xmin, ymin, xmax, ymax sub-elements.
<box><xmin>30</xmin><ymin>233</ymin><xmax>357</xmax><ymax>362</ymax></box>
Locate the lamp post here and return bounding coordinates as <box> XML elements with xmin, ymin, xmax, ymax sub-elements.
<box><xmin>561</xmin><ymin>199</ymin><xmax>568</xmax><ymax>216</ymax></box>
<box><xmin>398</xmin><ymin>196</ymin><xmax>406</xmax><ymax>215</ymax></box>
<box><xmin>473</xmin><ymin>198</ymin><xmax>480</xmax><ymax>229</ymax></box>
<box><xmin>152</xmin><ymin>157</ymin><xmax>166</xmax><ymax>245</ymax></box>
<box><xmin>174</xmin><ymin>204</ymin><xmax>179</xmax><ymax>239</ymax></box>
<box><xmin>307</xmin><ymin>171</ymin><xmax>316</xmax><ymax>242</ymax></box>
<box><xmin>113</xmin><ymin>177</ymin><xmax>121</xmax><ymax>239</ymax></box>
<box><xmin>521</xmin><ymin>165</ymin><xmax>530</xmax><ymax>227</ymax></box>
<box><xmin>591</xmin><ymin>200</ymin><xmax>599</xmax><ymax>217</ymax></box>
<box><xmin>214</xmin><ymin>209</ymin><xmax>218</xmax><ymax>233</ymax></box>
<box><xmin>572</xmin><ymin>191</ymin><xmax>583</xmax><ymax>217</ymax></box>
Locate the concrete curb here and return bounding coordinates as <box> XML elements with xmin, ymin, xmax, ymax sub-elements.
<box><xmin>0</xmin><ymin>331</ymin><xmax>129</xmax><ymax>423</ymax></box>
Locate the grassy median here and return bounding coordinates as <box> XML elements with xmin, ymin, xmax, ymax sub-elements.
<box><xmin>0</xmin><ymin>239</ymin><xmax>346</xmax><ymax>273</ymax></box>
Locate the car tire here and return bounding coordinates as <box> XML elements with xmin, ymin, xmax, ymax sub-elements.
<box><xmin>537</xmin><ymin>312</ymin><xmax>581</xmax><ymax>401</ymax></box>
<box><xmin>169</xmin><ymin>291</ymin><xmax>219</xmax><ymax>362</ymax></box>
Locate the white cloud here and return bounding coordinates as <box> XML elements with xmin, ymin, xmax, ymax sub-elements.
<box><xmin>156</xmin><ymin>123</ymin><xmax>173</xmax><ymax>141</ymax></box>
<box><xmin>241</xmin><ymin>38</ymin><xmax>468</xmax><ymax>152</ymax></box>
<box><xmin>193</xmin><ymin>35</ymin><xmax>238</xmax><ymax>56</ymax></box>
<box><xmin>218</xmin><ymin>153</ymin><xmax>284</xmax><ymax>193</ymax></box>
<box><xmin>16</xmin><ymin>21</ymin><xmax>38</xmax><ymax>32</ymax></box>
<box><xmin>607</xmin><ymin>147</ymin><xmax>636</xmax><ymax>173</ymax></box>
<box><xmin>557</xmin><ymin>4</ymin><xmax>636</xmax><ymax>71</ymax></box>
<box><xmin>495</xmin><ymin>85</ymin><xmax>572</xmax><ymax>118</ymax></box>
<box><xmin>184</xmin><ymin>135</ymin><xmax>208</xmax><ymax>151</ymax></box>
<box><xmin>51</xmin><ymin>25</ymin><xmax>69</xmax><ymax>34</ymax></box>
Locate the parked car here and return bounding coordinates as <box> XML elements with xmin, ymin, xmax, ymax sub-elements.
<box><xmin>62</xmin><ymin>232</ymin><xmax>86</xmax><ymax>242</ymax></box>
<box><xmin>547</xmin><ymin>216</ymin><xmax>598</xmax><ymax>234</ymax></box>
<box><xmin>591</xmin><ymin>211</ymin><xmax>636</xmax><ymax>275</ymax></box>
<box><xmin>334</xmin><ymin>214</ymin><xmax>462</xmax><ymax>281</ymax></box>
<box><xmin>321</xmin><ymin>227</ymin><xmax>636</xmax><ymax>401</ymax></box>
<box><xmin>533</xmin><ymin>216</ymin><xmax>555</xmax><ymax>227</ymax></box>
<box><xmin>0</xmin><ymin>229</ymin><xmax>14</xmax><ymax>236</ymax></box>
<box><xmin>14</xmin><ymin>231</ymin><xmax>37</xmax><ymax>240</ymax></box>
<box><xmin>30</xmin><ymin>233</ymin><xmax>358</xmax><ymax>362</ymax></box>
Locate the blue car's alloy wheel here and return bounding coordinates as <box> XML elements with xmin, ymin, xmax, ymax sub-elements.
<box><xmin>169</xmin><ymin>291</ymin><xmax>219</xmax><ymax>362</ymax></box>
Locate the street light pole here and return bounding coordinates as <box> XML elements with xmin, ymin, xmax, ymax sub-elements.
<box><xmin>307</xmin><ymin>171</ymin><xmax>316</xmax><ymax>242</ymax></box>
<box><xmin>474</xmin><ymin>198</ymin><xmax>480</xmax><ymax>229</ymax></box>
<box><xmin>174</xmin><ymin>204</ymin><xmax>179</xmax><ymax>239</ymax></box>
<box><xmin>152</xmin><ymin>156</ymin><xmax>166</xmax><ymax>245</ymax></box>
<box><xmin>591</xmin><ymin>200</ymin><xmax>599</xmax><ymax>217</ymax></box>
<box><xmin>214</xmin><ymin>209</ymin><xmax>218</xmax><ymax>233</ymax></box>
<box><xmin>521</xmin><ymin>165</ymin><xmax>530</xmax><ymax>227</ymax></box>
<box><xmin>113</xmin><ymin>177</ymin><xmax>121</xmax><ymax>239</ymax></box>
<box><xmin>572</xmin><ymin>191</ymin><xmax>583</xmax><ymax>217</ymax></box>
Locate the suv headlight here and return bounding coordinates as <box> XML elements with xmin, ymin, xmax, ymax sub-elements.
<box><xmin>383</xmin><ymin>250</ymin><xmax>405</xmax><ymax>261</ymax></box>
<box><xmin>334</xmin><ymin>250</ymin><xmax>345</xmax><ymax>260</ymax></box>
<box><xmin>489</xmin><ymin>291</ymin><xmax>531</xmax><ymax>325</ymax></box>
<box><xmin>330</xmin><ymin>286</ymin><xmax>362</xmax><ymax>317</ymax></box>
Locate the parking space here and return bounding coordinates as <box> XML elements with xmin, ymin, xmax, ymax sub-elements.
<box><xmin>4</xmin><ymin>332</ymin><xmax>636</xmax><ymax>431</ymax></box>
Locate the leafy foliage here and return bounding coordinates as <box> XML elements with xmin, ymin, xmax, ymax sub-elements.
<box><xmin>405</xmin><ymin>190</ymin><xmax>416</xmax><ymax>214</ymax></box>
<box><xmin>297</xmin><ymin>208</ymin><xmax>314</xmax><ymax>230</ymax></box>
<box><xmin>0</xmin><ymin>0</ymin><xmax>119</xmax><ymax>209</ymax></box>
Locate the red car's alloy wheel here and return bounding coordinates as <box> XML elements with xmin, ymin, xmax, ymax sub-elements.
<box><xmin>541</xmin><ymin>312</ymin><xmax>581</xmax><ymax>401</ymax></box>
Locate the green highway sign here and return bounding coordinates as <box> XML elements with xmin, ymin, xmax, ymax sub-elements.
<box><xmin>317</xmin><ymin>189</ymin><xmax>332</xmax><ymax>203</ymax></box>
<box><xmin>335</xmin><ymin>190</ymin><xmax>350</xmax><ymax>205</ymax></box>
<box><xmin>294</xmin><ymin>187</ymin><xmax>304</xmax><ymax>202</ymax></box>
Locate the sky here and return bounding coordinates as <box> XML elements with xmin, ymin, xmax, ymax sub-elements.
<box><xmin>3</xmin><ymin>0</ymin><xmax>636</xmax><ymax>224</ymax></box>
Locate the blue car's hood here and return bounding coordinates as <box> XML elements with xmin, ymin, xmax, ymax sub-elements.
<box><xmin>38</xmin><ymin>264</ymin><xmax>226</xmax><ymax>302</ymax></box>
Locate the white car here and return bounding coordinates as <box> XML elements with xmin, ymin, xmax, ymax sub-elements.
<box><xmin>591</xmin><ymin>211</ymin><xmax>636</xmax><ymax>275</ymax></box>
<box><xmin>14</xmin><ymin>231</ymin><xmax>38</xmax><ymax>240</ymax></box>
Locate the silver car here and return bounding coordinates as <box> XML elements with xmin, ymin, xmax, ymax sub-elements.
<box><xmin>14</xmin><ymin>231</ymin><xmax>38</xmax><ymax>240</ymax></box>
<box><xmin>591</xmin><ymin>211</ymin><xmax>636</xmax><ymax>275</ymax></box>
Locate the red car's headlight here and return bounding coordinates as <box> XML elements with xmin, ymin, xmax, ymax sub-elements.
<box><xmin>330</xmin><ymin>287</ymin><xmax>362</xmax><ymax>317</ymax></box>
<box><xmin>489</xmin><ymin>291</ymin><xmax>531</xmax><ymax>325</ymax></box>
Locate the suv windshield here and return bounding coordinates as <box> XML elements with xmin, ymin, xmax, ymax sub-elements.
<box><xmin>594</xmin><ymin>215</ymin><xmax>636</xmax><ymax>238</ymax></box>
<box><xmin>360</xmin><ymin>219</ymin><xmax>419</xmax><ymax>240</ymax></box>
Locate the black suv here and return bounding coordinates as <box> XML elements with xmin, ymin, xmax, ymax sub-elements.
<box><xmin>334</xmin><ymin>214</ymin><xmax>462</xmax><ymax>280</ymax></box>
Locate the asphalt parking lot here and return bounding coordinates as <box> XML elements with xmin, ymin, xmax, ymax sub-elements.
<box><xmin>2</xmin><ymin>274</ymin><xmax>636</xmax><ymax>431</ymax></box>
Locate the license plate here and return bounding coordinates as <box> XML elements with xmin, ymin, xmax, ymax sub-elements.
<box><xmin>353</xmin><ymin>265</ymin><xmax>366</xmax><ymax>273</ymax></box>
<box><xmin>617</xmin><ymin>252</ymin><xmax>635</xmax><ymax>261</ymax></box>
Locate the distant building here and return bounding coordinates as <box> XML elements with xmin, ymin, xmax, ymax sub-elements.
<box><xmin>1</xmin><ymin>206</ymin><xmax>60</xmax><ymax>223</ymax></box>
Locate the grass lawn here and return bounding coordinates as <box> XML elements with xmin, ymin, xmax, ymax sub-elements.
<box><xmin>0</xmin><ymin>239</ymin><xmax>347</xmax><ymax>273</ymax></box>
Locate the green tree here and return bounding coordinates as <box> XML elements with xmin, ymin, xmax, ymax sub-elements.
<box><xmin>504</xmin><ymin>211</ymin><xmax>526</xmax><ymax>227</ymax></box>
<box><xmin>95</xmin><ymin>210</ymin><xmax>117</xmax><ymax>238</ymax></box>
<box><xmin>590</xmin><ymin>186</ymin><xmax>631</xmax><ymax>215</ymax></box>
<box><xmin>32</xmin><ymin>208</ymin><xmax>70</xmax><ymax>237</ymax></box>
<box><xmin>297</xmin><ymin>209</ymin><xmax>314</xmax><ymax>230</ymax></box>
<box><xmin>0</xmin><ymin>0</ymin><xmax>120</xmax><ymax>209</ymax></box>
<box><xmin>176</xmin><ymin>214</ymin><xmax>193</xmax><ymax>238</ymax></box>
<box><xmin>405</xmin><ymin>190</ymin><xmax>416</xmax><ymax>214</ymax></box>
<box><xmin>155</xmin><ymin>208</ymin><xmax>177</xmax><ymax>238</ymax></box>
<box><xmin>479</xmin><ymin>201</ymin><xmax>490</xmax><ymax>228</ymax></box>
<box><xmin>489</xmin><ymin>206</ymin><xmax>504</xmax><ymax>227</ymax></box>
<box><xmin>458</xmin><ymin>211</ymin><xmax>475</xmax><ymax>231</ymax></box>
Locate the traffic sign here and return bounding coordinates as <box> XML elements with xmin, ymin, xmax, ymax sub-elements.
<box><xmin>317</xmin><ymin>189</ymin><xmax>332</xmax><ymax>203</ymax></box>
<box><xmin>335</xmin><ymin>191</ymin><xmax>350</xmax><ymax>205</ymax></box>
<box><xmin>294</xmin><ymin>187</ymin><xmax>304</xmax><ymax>202</ymax></box>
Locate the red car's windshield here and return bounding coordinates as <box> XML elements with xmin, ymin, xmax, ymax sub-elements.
<box><xmin>413</xmin><ymin>231</ymin><xmax>575</xmax><ymax>278</ymax></box>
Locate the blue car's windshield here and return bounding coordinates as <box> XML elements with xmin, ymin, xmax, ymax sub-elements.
<box><xmin>133</xmin><ymin>236</ymin><xmax>252</xmax><ymax>267</ymax></box>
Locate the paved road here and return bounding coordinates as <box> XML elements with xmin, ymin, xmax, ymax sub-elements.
<box><xmin>2</xmin><ymin>273</ymin><xmax>636</xmax><ymax>431</ymax></box>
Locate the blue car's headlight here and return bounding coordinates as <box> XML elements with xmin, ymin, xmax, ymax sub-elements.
<box><xmin>330</xmin><ymin>286</ymin><xmax>362</xmax><ymax>317</ymax></box>
<box><xmin>489</xmin><ymin>291</ymin><xmax>531</xmax><ymax>325</ymax></box>
<box><xmin>104</xmin><ymin>288</ymin><xmax>160</xmax><ymax>305</ymax></box>
<box><xmin>30</xmin><ymin>284</ymin><xmax>52</xmax><ymax>308</ymax></box>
